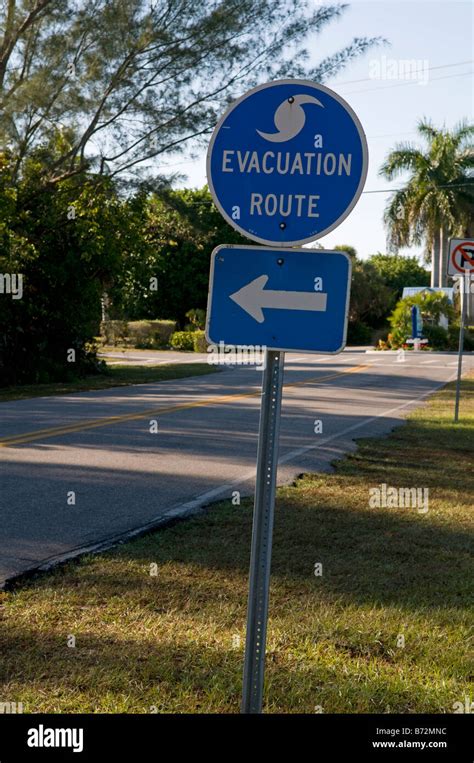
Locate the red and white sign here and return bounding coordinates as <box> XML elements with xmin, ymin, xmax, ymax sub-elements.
<box><xmin>448</xmin><ymin>238</ymin><xmax>474</xmax><ymax>276</ymax></box>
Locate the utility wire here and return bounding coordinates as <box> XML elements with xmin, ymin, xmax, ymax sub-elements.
<box><xmin>331</xmin><ymin>59</ymin><xmax>474</xmax><ymax>87</ymax></box>
<box><xmin>343</xmin><ymin>69</ymin><xmax>473</xmax><ymax>95</ymax></box>
<box><xmin>181</xmin><ymin>182</ymin><xmax>474</xmax><ymax>205</ymax></box>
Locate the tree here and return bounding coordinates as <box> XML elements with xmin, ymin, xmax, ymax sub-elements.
<box><xmin>0</xmin><ymin>0</ymin><xmax>383</xmax><ymax>186</ymax></box>
<box><xmin>379</xmin><ymin>120</ymin><xmax>474</xmax><ymax>288</ymax></box>
<box><xmin>349</xmin><ymin>258</ymin><xmax>393</xmax><ymax>328</ymax></box>
<box><xmin>0</xmin><ymin>151</ymin><xmax>147</xmax><ymax>384</ymax></box>
<box><xmin>333</xmin><ymin>244</ymin><xmax>358</xmax><ymax>259</ymax></box>
<box><xmin>1</xmin><ymin>2</ymin><xmax>384</xmax><ymax>382</ymax></box>
<box><xmin>368</xmin><ymin>252</ymin><xmax>429</xmax><ymax>311</ymax></box>
<box><xmin>109</xmin><ymin>187</ymin><xmax>245</xmax><ymax>323</ymax></box>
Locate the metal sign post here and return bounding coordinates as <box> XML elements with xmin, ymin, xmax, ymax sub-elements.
<box><xmin>454</xmin><ymin>273</ymin><xmax>468</xmax><ymax>423</ymax></box>
<box><xmin>448</xmin><ymin>239</ymin><xmax>473</xmax><ymax>423</ymax></box>
<box><xmin>241</xmin><ymin>350</ymin><xmax>285</xmax><ymax>713</ymax></box>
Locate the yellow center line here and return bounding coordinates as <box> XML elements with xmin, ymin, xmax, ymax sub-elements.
<box><xmin>0</xmin><ymin>364</ymin><xmax>368</xmax><ymax>448</ymax></box>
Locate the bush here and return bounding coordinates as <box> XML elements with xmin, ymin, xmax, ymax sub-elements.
<box><xmin>101</xmin><ymin>320</ymin><xmax>176</xmax><ymax>348</ymax></box>
<box><xmin>389</xmin><ymin>291</ymin><xmax>455</xmax><ymax>341</ymax></box>
<box><xmin>192</xmin><ymin>330</ymin><xmax>208</xmax><ymax>352</ymax></box>
<box><xmin>448</xmin><ymin>325</ymin><xmax>474</xmax><ymax>351</ymax></box>
<box><xmin>423</xmin><ymin>324</ymin><xmax>449</xmax><ymax>350</ymax></box>
<box><xmin>0</xmin><ymin>171</ymin><xmax>125</xmax><ymax>385</ymax></box>
<box><xmin>382</xmin><ymin>321</ymin><xmax>474</xmax><ymax>352</ymax></box>
<box><xmin>371</xmin><ymin>328</ymin><xmax>389</xmax><ymax>347</ymax></box>
<box><xmin>100</xmin><ymin>320</ymin><xmax>129</xmax><ymax>346</ymax></box>
<box><xmin>170</xmin><ymin>331</ymin><xmax>195</xmax><ymax>351</ymax></box>
<box><xmin>464</xmin><ymin>328</ymin><xmax>474</xmax><ymax>351</ymax></box>
<box><xmin>185</xmin><ymin>308</ymin><xmax>206</xmax><ymax>331</ymax></box>
<box><xmin>129</xmin><ymin>320</ymin><xmax>176</xmax><ymax>348</ymax></box>
<box><xmin>347</xmin><ymin>321</ymin><xmax>373</xmax><ymax>345</ymax></box>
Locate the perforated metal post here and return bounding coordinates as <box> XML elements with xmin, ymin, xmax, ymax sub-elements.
<box><xmin>241</xmin><ymin>349</ymin><xmax>285</xmax><ymax>714</ymax></box>
<box><xmin>454</xmin><ymin>273</ymin><xmax>468</xmax><ymax>422</ymax></box>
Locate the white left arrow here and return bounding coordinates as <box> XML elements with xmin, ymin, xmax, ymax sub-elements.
<box><xmin>229</xmin><ymin>274</ymin><xmax>327</xmax><ymax>323</ymax></box>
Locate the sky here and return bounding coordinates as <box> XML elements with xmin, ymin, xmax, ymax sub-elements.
<box><xmin>162</xmin><ymin>0</ymin><xmax>473</xmax><ymax>263</ymax></box>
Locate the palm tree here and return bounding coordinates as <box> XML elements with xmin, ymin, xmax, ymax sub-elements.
<box><xmin>379</xmin><ymin>120</ymin><xmax>474</xmax><ymax>287</ymax></box>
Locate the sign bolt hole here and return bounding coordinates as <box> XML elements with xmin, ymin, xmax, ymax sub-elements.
<box><xmin>277</xmin><ymin>258</ymin><xmax>284</xmax><ymax>266</ymax></box>
<box><xmin>279</xmin><ymin>222</ymin><xmax>286</xmax><ymax>230</ymax></box>
<box><xmin>288</xmin><ymin>96</ymin><xmax>295</xmax><ymax>104</ymax></box>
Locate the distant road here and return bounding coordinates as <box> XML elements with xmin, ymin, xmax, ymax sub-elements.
<box><xmin>98</xmin><ymin>348</ymin><xmax>212</xmax><ymax>365</ymax></box>
<box><xmin>0</xmin><ymin>349</ymin><xmax>467</xmax><ymax>587</ymax></box>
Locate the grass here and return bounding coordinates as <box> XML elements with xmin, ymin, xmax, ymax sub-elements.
<box><xmin>0</xmin><ymin>363</ymin><xmax>220</xmax><ymax>402</ymax></box>
<box><xmin>99</xmin><ymin>345</ymin><xmax>194</xmax><ymax>353</ymax></box>
<box><xmin>0</xmin><ymin>375</ymin><xmax>472</xmax><ymax>713</ymax></box>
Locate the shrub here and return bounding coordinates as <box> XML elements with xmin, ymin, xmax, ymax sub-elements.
<box><xmin>347</xmin><ymin>321</ymin><xmax>373</xmax><ymax>345</ymax></box>
<box><xmin>100</xmin><ymin>320</ymin><xmax>129</xmax><ymax>346</ymax></box>
<box><xmin>371</xmin><ymin>328</ymin><xmax>389</xmax><ymax>347</ymax></box>
<box><xmin>185</xmin><ymin>308</ymin><xmax>206</xmax><ymax>331</ymax></box>
<box><xmin>448</xmin><ymin>325</ymin><xmax>474</xmax><ymax>351</ymax></box>
<box><xmin>192</xmin><ymin>330</ymin><xmax>208</xmax><ymax>352</ymax></box>
<box><xmin>129</xmin><ymin>320</ymin><xmax>176</xmax><ymax>348</ymax></box>
<box><xmin>387</xmin><ymin>328</ymin><xmax>405</xmax><ymax>349</ymax></box>
<box><xmin>388</xmin><ymin>291</ymin><xmax>456</xmax><ymax>349</ymax></box>
<box><xmin>170</xmin><ymin>331</ymin><xmax>195</xmax><ymax>351</ymax></box>
<box><xmin>0</xmin><ymin>171</ymin><xmax>125</xmax><ymax>385</ymax></box>
<box><xmin>464</xmin><ymin>328</ymin><xmax>474</xmax><ymax>351</ymax></box>
<box><xmin>101</xmin><ymin>320</ymin><xmax>176</xmax><ymax>348</ymax></box>
<box><xmin>385</xmin><ymin>317</ymin><xmax>474</xmax><ymax>352</ymax></box>
<box><xmin>423</xmin><ymin>324</ymin><xmax>449</xmax><ymax>350</ymax></box>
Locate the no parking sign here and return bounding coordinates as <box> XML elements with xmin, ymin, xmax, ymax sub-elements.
<box><xmin>448</xmin><ymin>238</ymin><xmax>473</xmax><ymax>423</ymax></box>
<box><xmin>448</xmin><ymin>238</ymin><xmax>474</xmax><ymax>276</ymax></box>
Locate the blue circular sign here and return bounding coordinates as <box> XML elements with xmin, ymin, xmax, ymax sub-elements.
<box><xmin>207</xmin><ymin>79</ymin><xmax>368</xmax><ymax>247</ymax></box>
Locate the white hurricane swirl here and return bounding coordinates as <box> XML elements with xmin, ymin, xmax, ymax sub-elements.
<box><xmin>256</xmin><ymin>94</ymin><xmax>324</xmax><ymax>143</ymax></box>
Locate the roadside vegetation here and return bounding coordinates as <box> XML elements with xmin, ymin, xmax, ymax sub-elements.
<box><xmin>1</xmin><ymin>375</ymin><xmax>472</xmax><ymax>713</ymax></box>
<box><xmin>0</xmin><ymin>1</ymin><xmax>383</xmax><ymax>387</ymax></box>
<box><xmin>0</xmin><ymin>363</ymin><xmax>219</xmax><ymax>403</ymax></box>
<box><xmin>380</xmin><ymin>120</ymin><xmax>474</xmax><ymax>288</ymax></box>
<box><xmin>378</xmin><ymin>290</ymin><xmax>474</xmax><ymax>351</ymax></box>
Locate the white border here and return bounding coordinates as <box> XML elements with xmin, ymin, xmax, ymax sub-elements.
<box><xmin>448</xmin><ymin>237</ymin><xmax>474</xmax><ymax>275</ymax></box>
<box><xmin>206</xmin><ymin>79</ymin><xmax>368</xmax><ymax>247</ymax></box>
<box><xmin>205</xmin><ymin>244</ymin><xmax>352</xmax><ymax>354</ymax></box>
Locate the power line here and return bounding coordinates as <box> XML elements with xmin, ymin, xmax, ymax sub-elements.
<box><xmin>331</xmin><ymin>59</ymin><xmax>474</xmax><ymax>87</ymax></box>
<box><xmin>343</xmin><ymin>69</ymin><xmax>473</xmax><ymax>96</ymax></box>
<box><xmin>363</xmin><ymin>182</ymin><xmax>474</xmax><ymax>194</ymax></box>
<box><xmin>181</xmin><ymin>182</ymin><xmax>474</xmax><ymax>205</ymax></box>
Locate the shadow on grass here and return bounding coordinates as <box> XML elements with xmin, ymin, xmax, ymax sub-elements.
<box><xmin>0</xmin><ymin>602</ymin><xmax>460</xmax><ymax>714</ymax></box>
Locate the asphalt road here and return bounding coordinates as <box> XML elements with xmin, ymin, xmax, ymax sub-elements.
<box><xmin>0</xmin><ymin>349</ymin><xmax>467</xmax><ymax>587</ymax></box>
<box><xmin>98</xmin><ymin>349</ymin><xmax>213</xmax><ymax>365</ymax></box>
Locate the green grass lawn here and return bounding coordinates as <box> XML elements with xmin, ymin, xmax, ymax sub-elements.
<box><xmin>0</xmin><ymin>363</ymin><xmax>220</xmax><ymax>402</ymax></box>
<box><xmin>0</xmin><ymin>375</ymin><xmax>472</xmax><ymax>713</ymax></box>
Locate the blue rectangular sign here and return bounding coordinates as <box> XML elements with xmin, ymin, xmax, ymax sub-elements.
<box><xmin>205</xmin><ymin>245</ymin><xmax>351</xmax><ymax>353</ymax></box>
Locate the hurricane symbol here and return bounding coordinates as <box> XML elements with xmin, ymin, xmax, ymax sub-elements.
<box><xmin>256</xmin><ymin>94</ymin><xmax>324</xmax><ymax>143</ymax></box>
